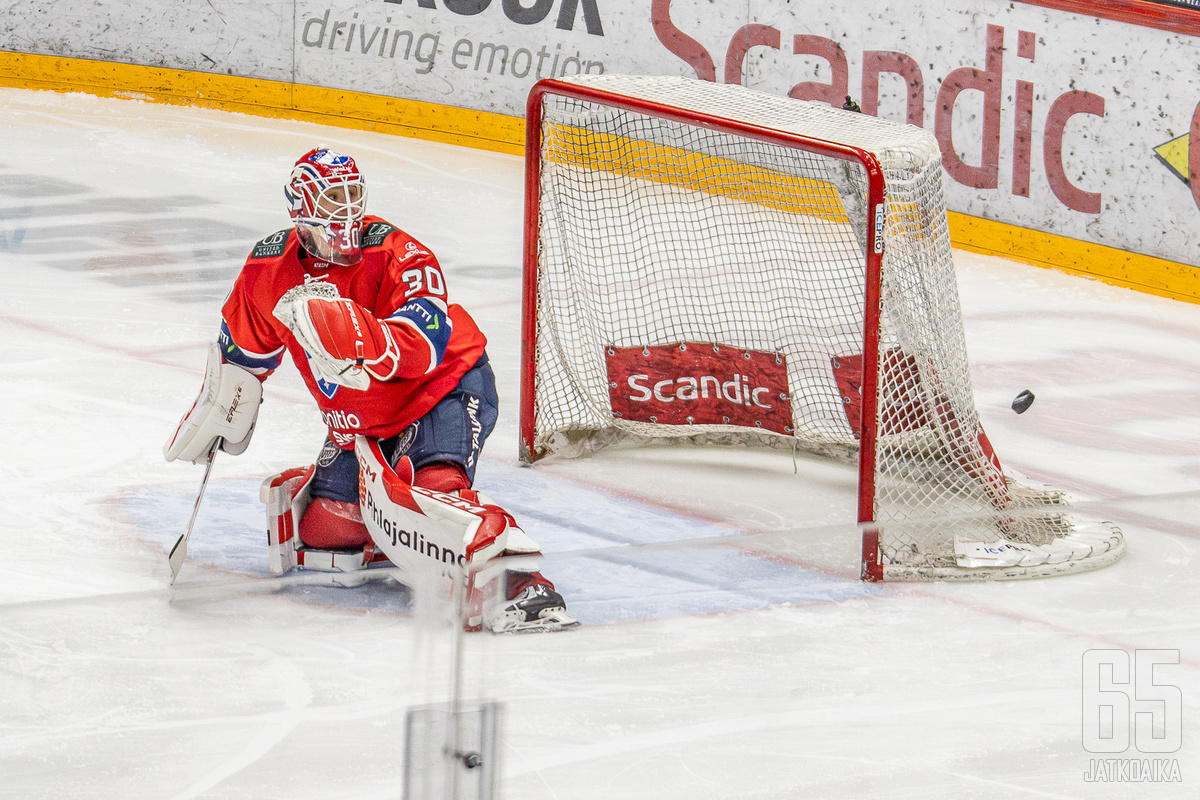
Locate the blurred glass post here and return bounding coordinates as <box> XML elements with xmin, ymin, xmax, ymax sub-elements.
<box><xmin>403</xmin><ymin>559</ymin><xmax>503</xmax><ymax>800</ymax></box>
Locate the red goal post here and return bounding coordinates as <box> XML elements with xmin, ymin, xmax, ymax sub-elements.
<box><xmin>520</xmin><ymin>75</ymin><xmax>1123</xmax><ymax>581</ymax></box>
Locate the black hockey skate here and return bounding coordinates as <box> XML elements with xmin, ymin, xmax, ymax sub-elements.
<box><xmin>487</xmin><ymin>582</ymin><xmax>580</xmax><ymax>634</ymax></box>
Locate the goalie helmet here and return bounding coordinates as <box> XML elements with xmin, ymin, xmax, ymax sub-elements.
<box><xmin>285</xmin><ymin>147</ymin><xmax>368</xmax><ymax>266</ymax></box>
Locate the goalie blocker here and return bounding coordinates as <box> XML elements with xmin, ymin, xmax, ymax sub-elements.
<box><xmin>164</xmin><ymin>342</ymin><xmax>263</xmax><ymax>463</ymax></box>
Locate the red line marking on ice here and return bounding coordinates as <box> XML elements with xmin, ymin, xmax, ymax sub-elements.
<box><xmin>0</xmin><ymin>311</ymin><xmax>204</xmax><ymax>369</ymax></box>
<box><xmin>895</xmin><ymin>586</ymin><xmax>1200</xmax><ymax>670</ymax></box>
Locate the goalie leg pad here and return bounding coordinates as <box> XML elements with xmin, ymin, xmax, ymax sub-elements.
<box><xmin>414</xmin><ymin>462</ymin><xmax>471</xmax><ymax>494</ymax></box>
<box><xmin>296</xmin><ymin>438</ymin><xmax>378</xmax><ymax>549</ymax></box>
<box><xmin>261</xmin><ymin>466</ymin><xmax>315</xmax><ymax>575</ymax></box>
<box><xmin>298</xmin><ymin>497</ymin><xmax>371</xmax><ymax>549</ymax></box>
<box><xmin>356</xmin><ymin>436</ymin><xmax>574</xmax><ymax>632</ymax></box>
<box><xmin>356</xmin><ymin>437</ymin><xmax>484</xmax><ymax>591</ymax></box>
<box><xmin>261</xmin><ymin>465</ymin><xmax>388</xmax><ymax>578</ymax></box>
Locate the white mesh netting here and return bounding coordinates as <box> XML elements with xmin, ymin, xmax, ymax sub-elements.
<box><xmin>525</xmin><ymin>75</ymin><xmax>1123</xmax><ymax>579</ymax></box>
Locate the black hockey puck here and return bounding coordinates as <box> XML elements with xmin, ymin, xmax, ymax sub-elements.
<box><xmin>1011</xmin><ymin>389</ymin><xmax>1035</xmax><ymax>414</ymax></box>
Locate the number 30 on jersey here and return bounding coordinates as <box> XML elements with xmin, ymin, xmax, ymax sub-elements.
<box><xmin>401</xmin><ymin>264</ymin><xmax>446</xmax><ymax>298</ymax></box>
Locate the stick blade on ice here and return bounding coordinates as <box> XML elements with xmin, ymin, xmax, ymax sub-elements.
<box><xmin>168</xmin><ymin>534</ymin><xmax>188</xmax><ymax>583</ymax></box>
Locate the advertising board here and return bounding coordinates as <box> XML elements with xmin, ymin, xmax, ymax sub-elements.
<box><xmin>3</xmin><ymin>0</ymin><xmax>1199</xmax><ymax>275</ymax></box>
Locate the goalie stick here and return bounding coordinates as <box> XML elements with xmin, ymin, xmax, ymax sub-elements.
<box><xmin>168</xmin><ymin>443</ymin><xmax>217</xmax><ymax>583</ymax></box>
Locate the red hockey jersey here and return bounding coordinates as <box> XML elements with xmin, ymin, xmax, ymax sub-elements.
<box><xmin>220</xmin><ymin>217</ymin><xmax>488</xmax><ymax>448</ymax></box>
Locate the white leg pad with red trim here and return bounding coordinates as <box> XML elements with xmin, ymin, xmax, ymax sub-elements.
<box><xmin>261</xmin><ymin>467</ymin><xmax>314</xmax><ymax>575</ymax></box>
<box><xmin>261</xmin><ymin>466</ymin><xmax>391</xmax><ymax>581</ymax></box>
<box><xmin>355</xmin><ymin>436</ymin><xmax>542</xmax><ymax>625</ymax></box>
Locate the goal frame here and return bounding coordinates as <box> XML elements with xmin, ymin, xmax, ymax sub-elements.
<box><xmin>521</xmin><ymin>78</ymin><xmax>894</xmax><ymax>576</ymax></box>
<box><xmin>519</xmin><ymin>77</ymin><xmax>1126</xmax><ymax>582</ymax></box>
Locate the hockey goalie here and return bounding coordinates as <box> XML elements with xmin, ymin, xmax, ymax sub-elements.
<box><xmin>164</xmin><ymin>146</ymin><xmax>577</xmax><ymax>633</ymax></box>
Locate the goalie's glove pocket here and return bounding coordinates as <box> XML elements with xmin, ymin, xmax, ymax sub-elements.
<box><xmin>276</xmin><ymin>295</ymin><xmax>401</xmax><ymax>390</ymax></box>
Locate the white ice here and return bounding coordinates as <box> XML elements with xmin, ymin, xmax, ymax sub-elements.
<box><xmin>0</xmin><ymin>89</ymin><xmax>1197</xmax><ymax>799</ymax></box>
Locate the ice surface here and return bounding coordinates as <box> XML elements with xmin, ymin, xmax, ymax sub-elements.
<box><xmin>0</xmin><ymin>89</ymin><xmax>1197</xmax><ymax>798</ymax></box>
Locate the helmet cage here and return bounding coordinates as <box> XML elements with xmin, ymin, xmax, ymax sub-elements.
<box><xmin>285</xmin><ymin>150</ymin><xmax>368</xmax><ymax>265</ymax></box>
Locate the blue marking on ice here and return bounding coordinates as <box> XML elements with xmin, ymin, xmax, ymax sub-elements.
<box><xmin>474</xmin><ymin>461</ymin><xmax>876</xmax><ymax>623</ymax></box>
<box><xmin>122</xmin><ymin>479</ymin><xmax>269</xmax><ymax>576</ymax></box>
<box><xmin>120</xmin><ymin>460</ymin><xmax>874</xmax><ymax>624</ymax></box>
<box><xmin>119</xmin><ymin>480</ymin><xmax>414</xmax><ymax>613</ymax></box>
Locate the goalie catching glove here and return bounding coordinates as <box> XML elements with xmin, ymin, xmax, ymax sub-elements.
<box><xmin>274</xmin><ymin>292</ymin><xmax>401</xmax><ymax>391</ymax></box>
<box><xmin>164</xmin><ymin>342</ymin><xmax>263</xmax><ymax>463</ymax></box>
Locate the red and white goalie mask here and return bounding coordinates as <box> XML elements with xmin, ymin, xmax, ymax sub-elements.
<box><xmin>285</xmin><ymin>147</ymin><xmax>368</xmax><ymax>266</ymax></box>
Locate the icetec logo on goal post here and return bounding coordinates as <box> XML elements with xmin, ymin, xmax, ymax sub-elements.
<box><xmin>605</xmin><ymin>343</ymin><xmax>791</xmax><ymax>434</ymax></box>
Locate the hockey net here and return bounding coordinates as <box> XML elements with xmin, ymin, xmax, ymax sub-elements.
<box><xmin>520</xmin><ymin>75</ymin><xmax>1123</xmax><ymax>581</ymax></box>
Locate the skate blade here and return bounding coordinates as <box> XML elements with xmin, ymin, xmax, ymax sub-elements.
<box><xmin>289</xmin><ymin>567</ymin><xmax>397</xmax><ymax>589</ymax></box>
<box><xmin>490</xmin><ymin>608</ymin><xmax>581</xmax><ymax>634</ymax></box>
